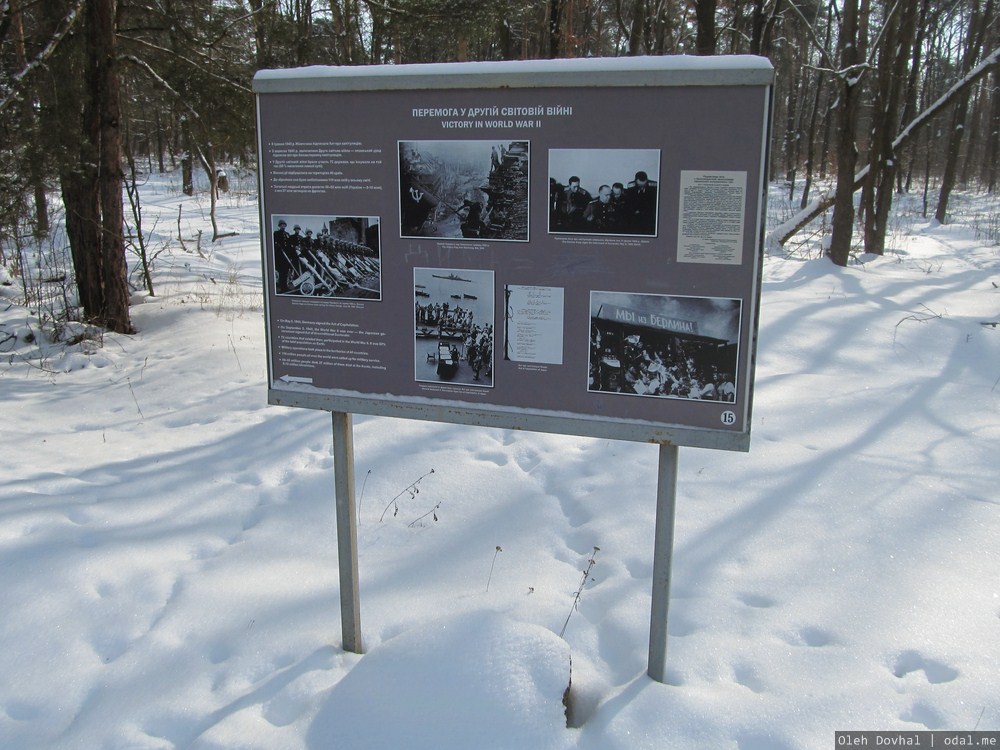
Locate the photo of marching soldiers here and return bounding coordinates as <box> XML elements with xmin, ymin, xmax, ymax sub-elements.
<box><xmin>399</xmin><ymin>140</ymin><xmax>529</xmax><ymax>241</ymax></box>
<box><xmin>272</xmin><ymin>215</ymin><xmax>382</xmax><ymax>299</ymax></box>
<box><xmin>589</xmin><ymin>291</ymin><xmax>740</xmax><ymax>402</ymax></box>
<box><xmin>549</xmin><ymin>148</ymin><xmax>660</xmax><ymax>236</ymax></box>
<box><xmin>414</xmin><ymin>267</ymin><xmax>495</xmax><ymax>388</ymax></box>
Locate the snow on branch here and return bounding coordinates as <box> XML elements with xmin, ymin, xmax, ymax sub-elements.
<box><xmin>0</xmin><ymin>0</ymin><xmax>86</xmax><ymax>116</ymax></box>
<box><xmin>891</xmin><ymin>46</ymin><xmax>1000</xmax><ymax>152</ymax></box>
<box><xmin>768</xmin><ymin>45</ymin><xmax>1000</xmax><ymax>249</ymax></box>
<box><xmin>118</xmin><ymin>35</ymin><xmax>253</xmax><ymax>95</ymax></box>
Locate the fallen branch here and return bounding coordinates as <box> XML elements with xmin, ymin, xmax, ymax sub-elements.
<box><xmin>769</xmin><ymin>45</ymin><xmax>1000</xmax><ymax>248</ymax></box>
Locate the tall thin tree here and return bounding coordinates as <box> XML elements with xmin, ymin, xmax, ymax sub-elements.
<box><xmin>828</xmin><ymin>0</ymin><xmax>864</xmax><ymax>266</ymax></box>
<box><xmin>88</xmin><ymin>0</ymin><xmax>134</xmax><ymax>333</ymax></box>
<box><xmin>935</xmin><ymin>0</ymin><xmax>995</xmax><ymax>223</ymax></box>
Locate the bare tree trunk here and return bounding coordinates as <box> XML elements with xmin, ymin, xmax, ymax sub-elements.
<box><xmin>986</xmin><ymin>65</ymin><xmax>1000</xmax><ymax>192</ymax></box>
<box><xmin>247</xmin><ymin>0</ymin><xmax>275</xmax><ymax>68</ymax></box>
<box><xmin>694</xmin><ymin>0</ymin><xmax>717</xmax><ymax>55</ymax></box>
<box><xmin>329</xmin><ymin>0</ymin><xmax>364</xmax><ymax>64</ymax></box>
<box><xmin>33</xmin><ymin>0</ymin><xmax>99</xmax><ymax>319</ymax></box>
<box><xmin>198</xmin><ymin>144</ymin><xmax>235</xmax><ymax>241</ymax></box>
<box><xmin>895</xmin><ymin>0</ymin><xmax>932</xmax><ymax>194</ymax></box>
<box><xmin>548</xmin><ymin>0</ymin><xmax>564</xmax><ymax>58</ymax></box>
<box><xmin>934</xmin><ymin>95</ymin><xmax>970</xmax><ymax>223</ymax></box>
<box><xmin>828</xmin><ymin>0</ymin><xmax>862</xmax><ymax>267</ymax></box>
<box><xmin>785</xmin><ymin>58</ymin><xmax>806</xmax><ymax>202</ymax></box>
<box><xmin>294</xmin><ymin>0</ymin><xmax>313</xmax><ymax>65</ymax></box>
<box><xmin>935</xmin><ymin>0</ymin><xmax>994</xmax><ymax>223</ymax></box>
<box><xmin>799</xmin><ymin>1</ymin><xmax>833</xmax><ymax>208</ymax></box>
<box><xmin>800</xmin><ymin>65</ymin><xmax>826</xmax><ymax>209</ymax></box>
<box><xmin>750</xmin><ymin>0</ymin><xmax>783</xmax><ymax>56</ymax></box>
<box><xmin>8</xmin><ymin>0</ymin><xmax>50</xmax><ymax>236</ymax></box>
<box><xmin>180</xmin><ymin>115</ymin><xmax>194</xmax><ymax>196</ymax></box>
<box><xmin>651</xmin><ymin>0</ymin><xmax>676</xmax><ymax>53</ymax></box>
<box><xmin>90</xmin><ymin>0</ymin><xmax>133</xmax><ymax>333</ymax></box>
<box><xmin>959</xmin><ymin>83</ymin><xmax>984</xmax><ymax>186</ymax></box>
<box><xmin>819</xmin><ymin>84</ymin><xmax>835</xmax><ymax>180</ymax></box>
<box><xmin>861</xmin><ymin>0</ymin><xmax>919</xmax><ymax>255</ymax></box>
<box><xmin>61</xmin><ymin>171</ymin><xmax>104</xmax><ymax>318</ymax></box>
<box><xmin>154</xmin><ymin>107</ymin><xmax>165</xmax><ymax>173</ymax></box>
<box><xmin>615</xmin><ymin>0</ymin><xmax>647</xmax><ymax>55</ymax></box>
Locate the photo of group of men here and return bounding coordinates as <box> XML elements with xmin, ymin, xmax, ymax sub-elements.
<box><xmin>550</xmin><ymin>171</ymin><xmax>657</xmax><ymax>235</ymax></box>
<box><xmin>272</xmin><ymin>215</ymin><xmax>382</xmax><ymax>299</ymax></box>
<box><xmin>548</xmin><ymin>148</ymin><xmax>660</xmax><ymax>236</ymax></box>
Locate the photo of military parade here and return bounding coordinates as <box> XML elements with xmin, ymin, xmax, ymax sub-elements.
<box><xmin>414</xmin><ymin>267</ymin><xmax>495</xmax><ymax>387</ymax></box>
<box><xmin>549</xmin><ymin>149</ymin><xmax>660</xmax><ymax>236</ymax></box>
<box><xmin>399</xmin><ymin>140</ymin><xmax>529</xmax><ymax>241</ymax></box>
<box><xmin>272</xmin><ymin>215</ymin><xmax>382</xmax><ymax>299</ymax></box>
<box><xmin>589</xmin><ymin>291</ymin><xmax>741</xmax><ymax>402</ymax></box>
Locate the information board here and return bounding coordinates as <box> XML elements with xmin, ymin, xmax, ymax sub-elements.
<box><xmin>254</xmin><ymin>56</ymin><xmax>773</xmax><ymax>450</ymax></box>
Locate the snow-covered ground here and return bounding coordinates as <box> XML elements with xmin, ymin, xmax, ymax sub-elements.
<box><xmin>1</xmin><ymin>172</ymin><xmax>998</xmax><ymax>749</ymax></box>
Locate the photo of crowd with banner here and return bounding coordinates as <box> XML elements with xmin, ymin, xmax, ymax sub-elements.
<box><xmin>399</xmin><ymin>140</ymin><xmax>529</xmax><ymax>241</ymax></box>
<box><xmin>272</xmin><ymin>215</ymin><xmax>382</xmax><ymax>299</ymax></box>
<box><xmin>589</xmin><ymin>291</ymin><xmax>741</xmax><ymax>402</ymax></box>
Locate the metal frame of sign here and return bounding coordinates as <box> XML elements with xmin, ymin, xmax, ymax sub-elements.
<box><xmin>255</xmin><ymin>56</ymin><xmax>773</xmax><ymax>452</ymax></box>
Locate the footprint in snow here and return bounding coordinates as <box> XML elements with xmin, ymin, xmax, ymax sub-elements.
<box><xmin>891</xmin><ymin>650</ymin><xmax>959</xmax><ymax>684</ymax></box>
<box><xmin>780</xmin><ymin>625</ymin><xmax>836</xmax><ymax>647</ymax></box>
<box><xmin>737</xmin><ymin>592</ymin><xmax>777</xmax><ymax>609</ymax></box>
<box><xmin>900</xmin><ymin>700</ymin><xmax>946</xmax><ymax>729</ymax></box>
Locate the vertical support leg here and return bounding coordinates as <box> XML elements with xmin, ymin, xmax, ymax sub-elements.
<box><xmin>332</xmin><ymin>411</ymin><xmax>363</xmax><ymax>654</ymax></box>
<box><xmin>647</xmin><ymin>442</ymin><xmax>679</xmax><ymax>683</ymax></box>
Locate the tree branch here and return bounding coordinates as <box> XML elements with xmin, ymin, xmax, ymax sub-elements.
<box><xmin>0</xmin><ymin>0</ymin><xmax>86</xmax><ymax>116</ymax></box>
<box><xmin>784</xmin><ymin>0</ymin><xmax>837</xmax><ymax>72</ymax></box>
<box><xmin>769</xmin><ymin>45</ymin><xmax>1000</xmax><ymax>247</ymax></box>
<box><xmin>118</xmin><ymin>35</ymin><xmax>252</xmax><ymax>94</ymax></box>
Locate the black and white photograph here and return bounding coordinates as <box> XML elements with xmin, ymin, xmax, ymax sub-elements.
<box><xmin>589</xmin><ymin>291</ymin><xmax>741</xmax><ymax>401</ymax></box>
<box><xmin>399</xmin><ymin>141</ymin><xmax>529</xmax><ymax>241</ymax></box>
<box><xmin>272</xmin><ymin>214</ymin><xmax>382</xmax><ymax>299</ymax></box>
<box><xmin>414</xmin><ymin>268</ymin><xmax>495</xmax><ymax>387</ymax></box>
<box><xmin>549</xmin><ymin>148</ymin><xmax>660</xmax><ymax>236</ymax></box>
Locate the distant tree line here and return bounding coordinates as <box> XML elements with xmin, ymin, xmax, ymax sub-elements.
<box><xmin>1</xmin><ymin>0</ymin><xmax>998</xmax><ymax>332</ymax></box>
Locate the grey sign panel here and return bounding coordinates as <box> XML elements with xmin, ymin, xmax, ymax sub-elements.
<box><xmin>255</xmin><ymin>56</ymin><xmax>772</xmax><ymax>450</ymax></box>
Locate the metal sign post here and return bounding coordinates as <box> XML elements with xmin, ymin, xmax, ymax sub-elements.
<box><xmin>329</xmin><ymin>411</ymin><xmax>680</xmax><ymax>680</ymax></box>
<box><xmin>331</xmin><ymin>411</ymin><xmax>362</xmax><ymax>654</ymax></box>
<box><xmin>647</xmin><ymin>442</ymin><xmax>679</xmax><ymax>683</ymax></box>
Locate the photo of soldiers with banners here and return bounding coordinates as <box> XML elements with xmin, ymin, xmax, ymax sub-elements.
<box><xmin>399</xmin><ymin>140</ymin><xmax>529</xmax><ymax>241</ymax></box>
<box><xmin>272</xmin><ymin>215</ymin><xmax>382</xmax><ymax>300</ymax></box>
<box><xmin>549</xmin><ymin>149</ymin><xmax>660</xmax><ymax>236</ymax></box>
<box><xmin>589</xmin><ymin>291</ymin><xmax>740</xmax><ymax>401</ymax></box>
<box><xmin>414</xmin><ymin>267</ymin><xmax>495</xmax><ymax>388</ymax></box>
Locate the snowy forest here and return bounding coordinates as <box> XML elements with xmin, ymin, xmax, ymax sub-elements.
<box><xmin>1</xmin><ymin>0</ymin><xmax>999</xmax><ymax>336</ymax></box>
<box><xmin>1</xmin><ymin>3</ymin><xmax>999</xmax><ymax>747</ymax></box>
